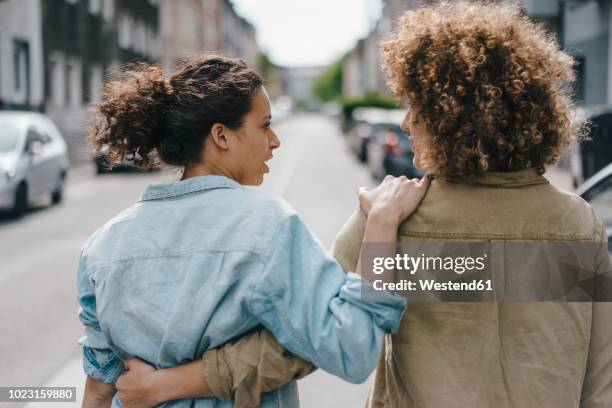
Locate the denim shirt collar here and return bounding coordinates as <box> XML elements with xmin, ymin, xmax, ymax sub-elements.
<box><xmin>139</xmin><ymin>175</ymin><xmax>244</xmax><ymax>201</ymax></box>
<box><xmin>434</xmin><ymin>168</ymin><xmax>550</xmax><ymax>188</ymax></box>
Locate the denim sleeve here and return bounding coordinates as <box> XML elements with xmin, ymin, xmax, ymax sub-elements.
<box><xmin>248</xmin><ymin>214</ymin><xmax>407</xmax><ymax>384</ymax></box>
<box><xmin>76</xmin><ymin>250</ymin><xmax>124</xmax><ymax>383</ymax></box>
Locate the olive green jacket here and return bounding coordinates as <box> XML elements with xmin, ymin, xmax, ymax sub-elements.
<box><xmin>205</xmin><ymin>168</ymin><xmax>611</xmax><ymax>408</ymax></box>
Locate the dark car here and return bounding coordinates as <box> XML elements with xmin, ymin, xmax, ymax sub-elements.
<box><xmin>576</xmin><ymin>161</ymin><xmax>612</xmax><ymax>258</ymax></box>
<box><xmin>94</xmin><ymin>146</ymin><xmax>158</xmax><ymax>174</ymax></box>
<box><xmin>348</xmin><ymin>108</ymin><xmax>398</xmax><ymax>163</ymax></box>
<box><xmin>366</xmin><ymin>111</ymin><xmax>423</xmax><ymax>180</ymax></box>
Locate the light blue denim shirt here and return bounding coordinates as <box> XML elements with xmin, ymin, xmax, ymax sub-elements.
<box><xmin>77</xmin><ymin>175</ymin><xmax>406</xmax><ymax>407</ymax></box>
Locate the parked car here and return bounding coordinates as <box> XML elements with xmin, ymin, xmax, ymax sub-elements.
<box><xmin>348</xmin><ymin>108</ymin><xmax>400</xmax><ymax>163</ymax></box>
<box><xmin>570</xmin><ymin>105</ymin><xmax>612</xmax><ymax>187</ymax></box>
<box><xmin>94</xmin><ymin>149</ymin><xmax>130</xmax><ymax>174</ymax></box>
<box><xmin>576</xmin><ymin>161</ymin><xmax>612</xmax><ymax>258</ymax></box>
<box><xmin>0</xmin><ymin>111</ymin><xmax>70</xmax><ymax>217</ymax></box>
<box><xmin>366</xmin><ymin>110</ymin><xmax>423</xmax><ymax>180</ymax></box>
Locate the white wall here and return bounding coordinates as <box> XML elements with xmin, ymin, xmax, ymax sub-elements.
<box><xmin>0</xmin><ymin>0</ymin><xmax>44</xmax><ymax>108</ymax></box>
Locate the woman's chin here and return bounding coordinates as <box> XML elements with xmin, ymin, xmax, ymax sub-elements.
<box><xmin>243</xmin><ymin>174</ymin><xmax>265</xmax><ymax>186</ymax></box>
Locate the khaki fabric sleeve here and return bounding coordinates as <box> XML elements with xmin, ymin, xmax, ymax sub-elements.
<box><xmin>203</xmin><ymin>329</ymin><xmax>316</xmax><ymax>408</ymax></box>
<box><xmin>201</xmin><ymin>211</ymin><xmax>365</xmax><ymax>407</ymax></box>
<box><xmin>331</xmin><ymin>210</ymin><xmax>366</xmax><ymax>273</ymax></box>
<box><xmin>580</xmin><ymin>216</ymin><xmax>612</xmax><ymax>408</ymax></box>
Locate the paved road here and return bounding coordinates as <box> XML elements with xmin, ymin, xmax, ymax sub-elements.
<box><xmin>0</xmin><ymin>113</ymin><xmax>376</xmax><ymax>407</ymax></box>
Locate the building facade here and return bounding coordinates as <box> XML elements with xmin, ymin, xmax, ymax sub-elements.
<box><xmin>1</xmin><ymin>0</ymin><xmax>258</xmax><ymax>165</ymax></box>
<box><xmin>42</xmin><ymin>0</ymin><xmax>159</xmax><ymax>163</ymax></box>
<box><xmin>0</xmin><ymin>0</ymin><xmax>45</xmax><ymax>111</ymax></box>
<box><xmin>159</xmin><ymin>0</ymin><xmax>257</xmax><ymax>71</ymax></box>
<box><xmin>342</xmin><ymin>0</ymin><xmax>612</xmax><ymax>179</ymax></box>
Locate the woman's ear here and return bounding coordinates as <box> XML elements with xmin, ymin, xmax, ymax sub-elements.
<box><xmin>209</xmin><ymin>123</ymin><xmax>230</xmax><ymax>150</ymax></box>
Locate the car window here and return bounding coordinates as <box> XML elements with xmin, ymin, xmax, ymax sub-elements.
<box><xmin>584</xmin><ymin>175</ymin><xmax>612</xmax><ymax>227</ymax></box>
<box><xmin>0</xmin><ymin>125</ymin><xmax>20</xmax><ymax>152</ymax></box>
<box><xmin>26</xmin><ymin>127</ymin><xmax>43</xmax><ymax>144</ymax></box>
<box><xmin>39</xmin><ymin>129</ymin><xmax>52</xmax><ymax>144</ymax></box>
<box><xmin>25</xmin><ymin>127</ymin><xmax>45</xmax><ymax>153</ymax></box>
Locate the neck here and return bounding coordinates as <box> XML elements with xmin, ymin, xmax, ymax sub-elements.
<box><xmin>181</xmin><ymin>162</ymin><xmax>237</xmax><ymax>182</ymax></box>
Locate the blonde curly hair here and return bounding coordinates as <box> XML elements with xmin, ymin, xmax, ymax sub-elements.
<box><xmin>381</xmin><ymin>1</ymin><xmax>587</xmax><ymax>179</ymax></box>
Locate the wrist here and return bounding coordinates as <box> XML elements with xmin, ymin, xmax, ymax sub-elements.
<box><xmin>149</xmin><ymin>370</ymin><xmax>170</xmax><ymax>405</ymax></box>
<box><xmin>368</xmin><ymin>207</ymin><xmax>401</xmax><ymax>227</ymax></box>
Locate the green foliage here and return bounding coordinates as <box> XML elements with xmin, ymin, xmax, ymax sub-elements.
<box><xmin>257</xmin><ymin>52</ymin><xmax>275</xmax><ymax>82</ymax></box>
<box><xmin>294</xmin><ymin>99</ymin><xmax>309</xmax><ymax>110</ymax></box>
<box><xmin>312</xmin><ymin>59</ymin><xmax>344</xmax><ymax>102</ymax></box>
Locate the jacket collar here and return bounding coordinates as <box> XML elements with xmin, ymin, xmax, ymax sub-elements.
<box><xmin>435</xmin><ymin>168</ymin><xmax>550</xmax><ymax>188</ymax></box>
<box><xmin>139</xmin><ymin>175</ymin><xmax>243</xmax><ymax>201</ymax></box>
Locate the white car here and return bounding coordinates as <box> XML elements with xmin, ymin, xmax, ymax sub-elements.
<box><xmin>0</xmin><ymin>111</ymin><xmax>70</xmax><ymax>217</ymax></box>
<box><xmin>576</xmin><ymin>161</ymin><xmax>612</xmax><ymax>259</ymax></box>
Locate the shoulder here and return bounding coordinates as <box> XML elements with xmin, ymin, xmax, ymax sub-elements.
<box><xmin>549</xmin><ymin>185</ymin><xmax>607</xmax><ymax>241</ymax></box>
<box><xmin>242</xmin><ymin>189</ymin><xmax>297</xmax><ymax>220</ymax></box>
<box><xmin>79</xmin><ymin>204</ymin><xmax>142</xmax><ymax>265</ymax></box>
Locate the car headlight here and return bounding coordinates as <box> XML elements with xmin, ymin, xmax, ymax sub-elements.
<box><xmin>0</xmin><ymin>167</ymin><xmax>16</xmax><ymax>182</ymax></box>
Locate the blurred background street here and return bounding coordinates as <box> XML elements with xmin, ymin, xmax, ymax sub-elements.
<box><xmin>0</xmin><ymin>0</ymin><xmax>611</xmax><ymax>407</ymax></box>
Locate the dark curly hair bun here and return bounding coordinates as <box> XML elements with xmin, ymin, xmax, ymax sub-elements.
<box><xmin>89</xmin><ymin>54</ymin><xmax>263</xmax><ymax>169</ymax></box>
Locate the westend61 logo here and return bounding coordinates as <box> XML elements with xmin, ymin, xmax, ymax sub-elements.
<box><xmin>372</xmin><ymin>253</ymin><xmax>488</xmax><ymax>275</ymax></box>
<box><xmin>370</xmin><ymin>253</ymin><xmax>493</xmax><ymax>294</ymax></box>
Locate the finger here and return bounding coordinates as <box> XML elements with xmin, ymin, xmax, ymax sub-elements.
<box><xmin>398</xmin><ymin>175</ymin><xmax>408</xmax><ymax>181</ymax></box>
<box><xmin>357</xmin><ymin>186</ymin><xmax>370</xmax><ymax>195</ymax></box>
<box><xmin>383</xmin><ymin>175</ymin><xmax>394</xmax><ymax>182</ymax></box>
<box><xmin>123</xmin><ymin>357</ymin><xmax>140</xmax><ymax>370</ymax></box>
<box><xmin>417</xmin><ymin>175</ymin><xmax>431</xmax><ymax>188</ymax></box>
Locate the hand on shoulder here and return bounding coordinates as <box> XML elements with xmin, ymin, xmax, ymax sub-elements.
<box><xmin>358</xmin><ymin>175</ymin><xmax>430</xmax><ymax>225</ymax></box>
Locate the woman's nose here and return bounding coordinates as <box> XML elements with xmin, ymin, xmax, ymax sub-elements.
<box><xmin>270</xmin><ymin>131</ymin><xmax>281</xmax><ymax>149</ymax></box>
<box><xmin>401</xmin><ymin>111</ymin><xmax>411</xmax><ymax>132</ymax></box>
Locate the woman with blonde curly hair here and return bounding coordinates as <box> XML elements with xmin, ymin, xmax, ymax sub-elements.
<box><xmin>330</xmin><ymin>2</ymin><xmax>610</xmax><ymax>407</ymax></box>
<box><xmin>112</xmin><ymin>2</ymin><xmax>611</xmax><ymax>408</ymax></box>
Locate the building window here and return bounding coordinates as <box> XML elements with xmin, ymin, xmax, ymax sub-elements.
<box><xmin>13</xmin><ymin>40</ymin><xmax>30</xmax><ymax>100</ymax></box>
<box><xmin>65</xmin><ymin>58</ymin><xmax>82</xmax><ymax>107</ymax></box>
<box><xmin>88</xmin><ymin>65</ymin><xmax>103</xmax><ymax>103</ymax></box>
<box><xmin>118</xmin><ymin>15</ymin><xmax>132</xmax><ymax>49</ymax></box>
<box><xmin>574</xmin><ymin>56</ymin><xmax>585</xmax><ymax>104</ymax></box>
<box><xmin>89</xmin><ymin>0</ymin><xmax>101</xmax><ymax>15</ymax></box>
<box><xmin>48</xmin><ymin>52</ymin><xmax>65</xmax><ymax>106</ymax></box>
<box><xmin>102</xmin><ymin>0</ymin><xmax>114</xmax><ymax>21</ymax></box>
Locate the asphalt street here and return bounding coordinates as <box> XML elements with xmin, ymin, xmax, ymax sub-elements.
<box><xmin>0</xmin><ymin>113</ymin><xmax>376</xmax><ymax>407</ymax></box>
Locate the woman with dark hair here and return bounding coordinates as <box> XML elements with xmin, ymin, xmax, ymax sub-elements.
<box><xmin>114</xmin><ymin>2</ymin><xmax>611</xmax><ymax>408</ymax></box>
<box><xmin>78</xmin><ymin>54</ymin><xmax>429</xmax><ymax>407</ymax></box>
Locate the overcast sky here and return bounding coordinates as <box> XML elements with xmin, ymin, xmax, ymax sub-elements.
<box><xmin>231</xmin><ymin>0</ymin><xmax>383</xmax><ymax>68</ymax></box>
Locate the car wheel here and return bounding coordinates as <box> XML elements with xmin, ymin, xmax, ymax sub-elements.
<box><xmin>51</xmin><ymin>173</ymin><xmax>65</xmax><ymax>204</ymax></box>
<box><xmin>94</xmin><ymin>155</ymin><xmax>109</xmax><ymax>174</ymax></box>
<box><xmin>11</xmin><ymin>183</ymin><xmax>27</xmax><ymax>218</ymax></box>
<box><xmin>96</xmin><ymin>163</ymin><xmax>108</xmax><ymax>174</ymax></box>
